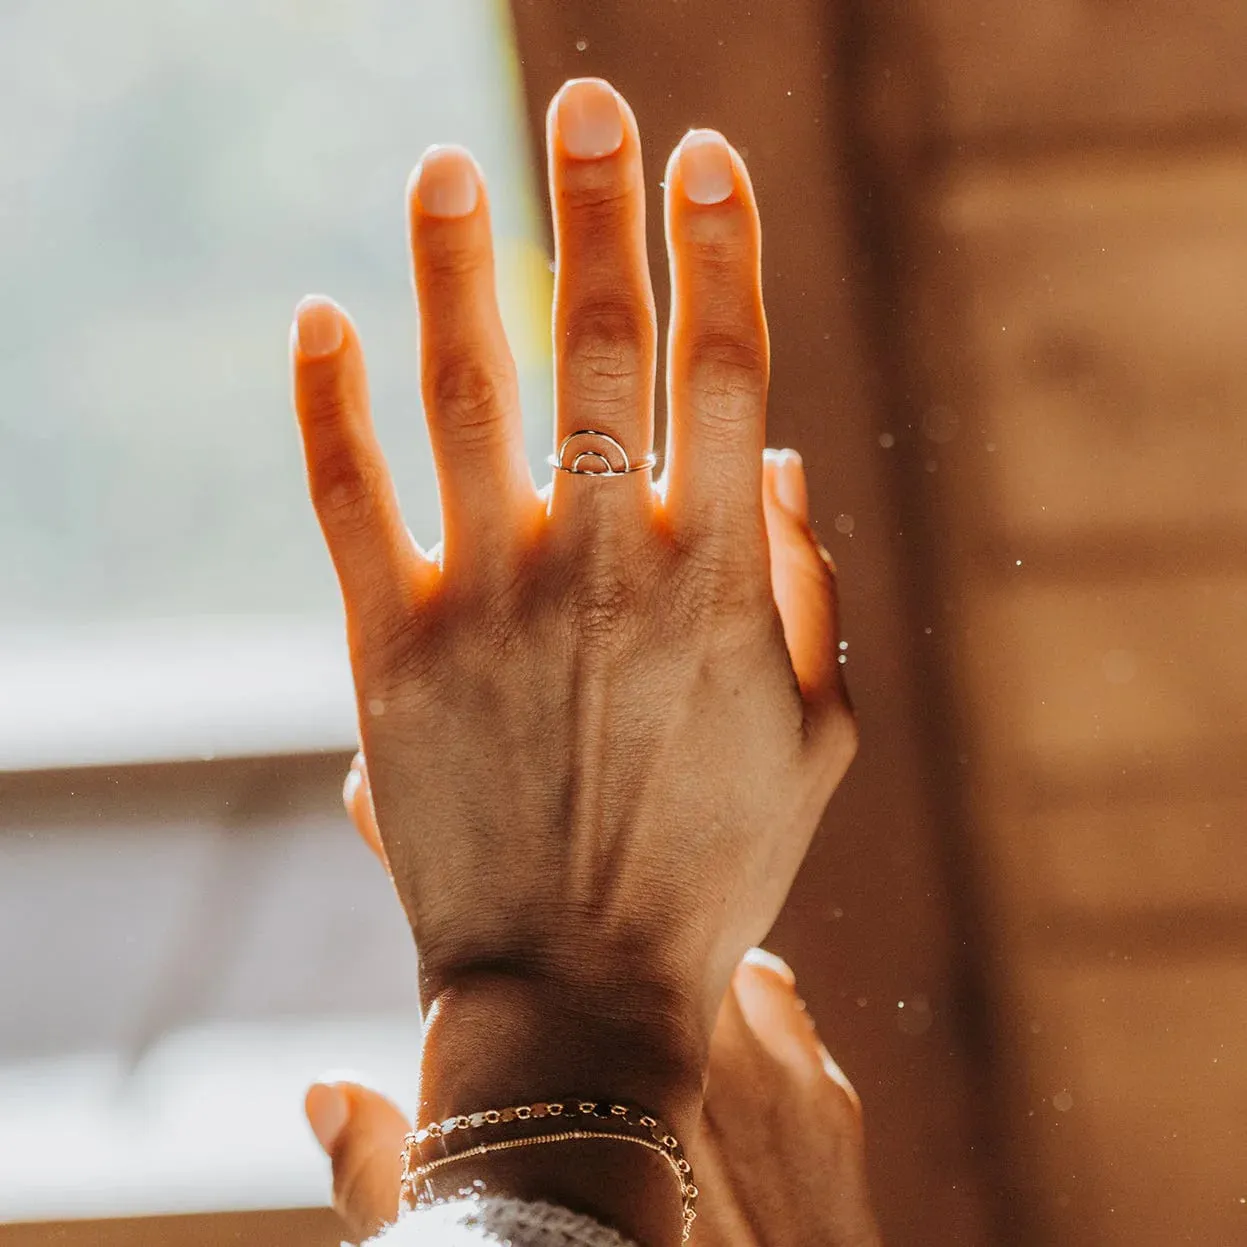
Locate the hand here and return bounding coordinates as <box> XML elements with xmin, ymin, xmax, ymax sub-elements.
<box><xmin>307</xmin><ymin>954</ymin><xmax>881</xmax><ymax>1247</ymax></box>
<box><xmin>290</xmin><ymin>76</ymin><xmax>857</xmax><ymax>1242</ymax></box>
<box><xmin>290</xmin><ymin>72</ymin><xmax>855</xmax><ymax>1080</ymax></box>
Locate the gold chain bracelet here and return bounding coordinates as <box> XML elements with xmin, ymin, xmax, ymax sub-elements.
<box><xmin>401</xmin><ymin>1098</ymin><xmax>698</xmax><ymax>1241</ymax></box>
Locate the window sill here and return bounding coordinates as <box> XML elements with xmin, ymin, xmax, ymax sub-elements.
<box><xmin>0</xmin><ymin>616</ymin><xmax>358</xmax><ymax>773</ymax></box>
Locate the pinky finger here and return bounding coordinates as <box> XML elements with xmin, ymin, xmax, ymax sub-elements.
<box><xmin>290</xmin><ymin>296</ymin><xmax>434</xmax><ymax>651</ymax></box>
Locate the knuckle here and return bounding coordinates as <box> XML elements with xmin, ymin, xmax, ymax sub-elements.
<box><xmin>350</xmin><ymin>608</ymin><xmax>421</xmax><ymax>692</ymax></box>
<box><xmin>560</xmin><ymin>176</ymin><xmax>634</xmax><ymax>227</ymax></box>
<box><xmin>345</xmin><ymin>593</ymin><xmax>437</xmax><ymax>701</ymax></box>
<box><xmin>666</xmin><ymin>588</ymin><xmax>764</xmax><ymax>661</ymax></box>
<box><xmin>686</xmin><ymin>216</ymin><xmax>755</xmax><ymax>270</ymax></box>
<box><xmin>686</xmin><ymin>330</ymin><xmax>769</xmax><ymax>404</ymax></box>
<box><xmin>557</xmin><ymin>552</ymin><xmax>656</xmax><ymax>653</ymax></box>
<box><xmin>427</xmin><ymin>354</ymin><xmax>512</xmax><ymax>443</ymax></box>
<box><xmin>672</xmin><ymin>538</ymin><xmax>770</xmax><ymax>623</ymax></box>
<box><xmin>419</xmin><ymin>232</ymin><xmax>486</xmax><ymax>283</ymax></box>
<box><xmin>563</xmin><ymin>297</ymin><xmax>654</xmax><ymax>389</ymax></box>
<box><xmin>314</xmin><ymin>459</ymin><xmax>383</xmax><ymax>537</ymax></box>
<box><xmin>570</xmin><ymin>573</ymin><xmax>642</xmax><ymax>645</ymax></box>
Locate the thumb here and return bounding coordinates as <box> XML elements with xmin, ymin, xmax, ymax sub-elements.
<box><xmin>762</xmin><ymin>449</ymin><xmax>855</xmax><ymax>758</ymax></box>
<box><xmin>306</xmin><ymin>1080</ymin><xmax>410</xmax><ymax>1244</ymax></box>
<box><xmin>343</xmin><ymin>752</ymin><xmax>389</xmax><ymax>869</ymax></box>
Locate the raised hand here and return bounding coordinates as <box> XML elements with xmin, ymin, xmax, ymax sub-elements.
<box><xmin>290</xmin><ymin>77</ymin><xmax>857</xmax><ymax>1245</ymax></box>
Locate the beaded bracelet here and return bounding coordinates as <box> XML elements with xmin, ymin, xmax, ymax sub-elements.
<box><xmin>401</xmin><ymin>1098</ymin><xmax>699</xmax><ymax>1241</ymax></box>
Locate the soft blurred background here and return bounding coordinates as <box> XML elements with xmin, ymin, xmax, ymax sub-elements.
<box><xmin>1</xmin><ymin>1</ymin><xmax>1245</xmax><ymax>1245</ymax></box>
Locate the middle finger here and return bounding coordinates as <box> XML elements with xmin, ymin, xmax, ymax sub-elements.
<box><xmin>547</xmin><ymin>78</ymin><xmax>657</xmax><ymax>532</ymax></box>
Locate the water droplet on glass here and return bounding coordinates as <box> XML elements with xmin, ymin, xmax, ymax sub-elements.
<box><xmin>368</xmin><ymin>698</ymin><xmax>387</xmax><ymax>717</ymax></box>
<box><xmin>832</xmin><ymin>906</ymin><xmax>844</xmax><ymax>919</ymax></box>
<box><xmin>834</xmin><ymin>513</ymin><xmax>855</xmax><ymax>534</ymax></box>
<box><xmin>837</xmin><ymin>654</ymin><xmax>847</xmax><ymax>665</ymax></box>
<box><xmin>838</xmin><ymin>640</ymin><xmax>848</xmax><ymax>650</ymax></box>
<box><xmin>1015</xmin><ymin>559</ymin><xmax>1022</xmax><ymax>567</ymax></box>
<box><xmin>856</xmin><ymin>996</ymin><xmax>869</xmax><ymax>1008</ymax></box>
<box><xmin>1053</xmin><ymin>1090</ymin><xmax>1074</xmax><ymax>1113</ymax></box>
<box><xmin>575</xmin><ymin>37</ymin><xmax>588</xmax><ymax>51</ymax></box>
<box><xmin>878</xmin><ymin>432</ymin><xmax>895</xmax><ymax>448</ymax></box>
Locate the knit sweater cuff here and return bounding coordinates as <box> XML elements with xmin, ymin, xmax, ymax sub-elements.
<box><xmin>365</xmin><ymin>1193</ymin><xmax>639</xmax><ymax>1247</ymax></box>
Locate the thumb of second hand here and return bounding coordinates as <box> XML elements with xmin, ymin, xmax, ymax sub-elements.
<box><xmin>306</xmin><ymin>1080</ymin><xmax>410</xmax><ymax>1243</ymax></box>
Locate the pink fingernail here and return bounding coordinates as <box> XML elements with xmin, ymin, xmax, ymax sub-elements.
<box><xmin>306</xmin><ymin>1083</ymin><xmax>350</xmax><ymax>1152</ymax></box>
<box><xmin>342</xmin><ymin>766</ymin><xmax>361</xmax><ymax>806</ymax></box>
<box><xmin>556</xmin><ymin>79</ymin><xmax>624</xmax><ymax>159</ymax></box>
<box><xmin>679</xmin><ymin>130</ymin><xmax>735</xmax><ymax>205</ymax></box>
<box><xmin>773</xmin><ymin>450</ymin><xmax>808</xmax><ymax>520</ymax></box>
<box><xmin>744</xmin><ymin>946</ymin><xmax>797</xmax><ymax>986</ymax></box>
<box><xmin>414</xmin><ymin>145</ymin><xmax>480</xmax><ymax>219</ymax></box>
<box><xmin>294</xmin><ymin>296</ymin><xmax>344</xmax><ymax>359</ymax></box>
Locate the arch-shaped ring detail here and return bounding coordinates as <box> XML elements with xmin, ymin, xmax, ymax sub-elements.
<box><xmin>548</xmin><ymin>430</ymin><xmax>657</xmax><ymax>476</ymax></box>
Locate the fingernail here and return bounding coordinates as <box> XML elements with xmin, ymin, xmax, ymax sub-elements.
<box><xmin>774</xmin><ymin>450</ymin><xmax>808</xmax><ymax>520</ymax></box>
<box><xmin>294</xmin><ymin>296</ymin><xmax>344</xmax><ymax>359</ymax></box>
<box><xmin>556</xmin><ymin>79</ymin><xmax>624</xmax><ymax>159</ymax></box>
<box><xmin>342</xmin><ymin>766</ymin><xmax>361</xmax><ymax>807</ymax></box>
<box><xmin>743</xmin><ymin>946</ymin><xmax>797</xmax><ymax>987</ymax></box>
<box><xmin>414</xmin><ymin>145</ymin><xmax>479</xmax><ymax>219</ymax></box>
<box><xmin>679</xmin><ymin>130</ymin><xmax>735</xmax><ymax>205</ymax></box>
<box><xmin>306</xmin><ymin>1082</ymin><xmax>350</xmax><ymax>1152</ymax></box>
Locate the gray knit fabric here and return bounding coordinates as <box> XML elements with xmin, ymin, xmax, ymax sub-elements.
<box><xmin>367</xmin><ymin>1192</ymin><xmax>639</xmax><ymax>1247</ymax></box>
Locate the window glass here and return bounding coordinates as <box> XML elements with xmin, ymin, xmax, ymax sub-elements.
<box><xmin>0</xmin><ymin>0</ymin><xmax>551</xmax><ymax>766</ymax></box>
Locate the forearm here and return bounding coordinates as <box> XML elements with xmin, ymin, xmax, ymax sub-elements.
<box><xmin>413</xmin><ymin>973</ymin><xmax>706</xmax><ymax>1247</ymax></box>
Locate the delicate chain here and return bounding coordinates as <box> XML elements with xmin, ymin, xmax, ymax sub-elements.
<box><xmin>401</xmin><ymin>1098</ymin><xmax>698</xmax><ymax>1241</ymax></box>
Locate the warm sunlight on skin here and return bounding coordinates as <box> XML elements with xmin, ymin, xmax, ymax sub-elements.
<box><xmin>289</xmin><ymin>77</ymin><xmax>861</xmax><ymax>1246</ymax></box>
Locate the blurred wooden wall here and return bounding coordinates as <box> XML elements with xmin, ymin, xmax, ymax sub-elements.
<box><xmin>847</xmin><ymin>2</ymin><xmax>1247</xmax><ymax>1244</ymax></box>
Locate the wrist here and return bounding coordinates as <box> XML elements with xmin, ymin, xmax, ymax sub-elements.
<box><xmin>414</xmin><ymin>971</ymin><xmax>706</xmax><ymax>1246</ymax></box>
<box><xmin>418</xmin><ymin>969</ymin><xmax>705</xmax><ymax>1136</ymax></box>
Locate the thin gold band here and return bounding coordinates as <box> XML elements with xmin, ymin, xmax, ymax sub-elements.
<box><xmin>412</xmin><ymin>1127</ymin><xmax>678</xmax><ymax>1179</ymax></box>
<box><xmin>548</xmin><ymin>429</ymin><xmax>656</xmax><ymax>476</ymax></box>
